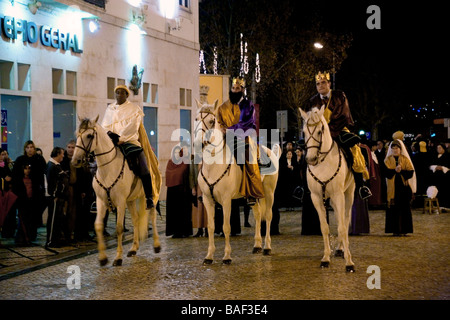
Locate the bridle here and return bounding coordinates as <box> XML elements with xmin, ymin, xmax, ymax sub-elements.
<box><xmin>195</xmin><ymin>109</ymin><xmax>232</xmax><ymax>204</ymax></box>
<box><xmin>304</xmin><ymin>116</ymin><xmax>342</xmax><ymax>206</ymax></box>
<box><xmin>75</xmin><ymin>124</ymin><xmax>117</xmax><ymax>167</ymax></box>
<box><xmin>304</xmin><ymin>118</ymin><xmax>333</xmax><ymax>164</ymax></box>
<box><xmin>75</xmin><ymin>122</ymin><xmax>125</xmax><ymax>211</ymax></box>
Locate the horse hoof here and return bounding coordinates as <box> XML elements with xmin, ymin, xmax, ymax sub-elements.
<box><xmin>263</xmin><ymin>249</ymin><xmax>271</xmax><ymax>256</ymax></box>
<box><xmin>203</xmin><ymin>259</ymin><xmax>213</xmax><ymax>265</ymax></box>
<box><xmin>113</xmin><ymin>259</ymin><xmax>122</xmax><ymax>267</ymax></box>
<box><xmin>346</xmin><ymin>265</ymin><xmax>355</xmax><ymax>273</ymax></box>
<box><xmin>154</xmin><ymin>246</ymin><xmax>161</xmax><ymax>254</ymax></box>
<box><xmin>252</xmin><ymin>247</ymin><xmax>262</xmax><ymax>254</ymax></box>
<box><xmin>320</xmin><ymin>261</ymin><xmax>330</xmax><ymax>268</ymax></box>
<box><xmin>335</xmin><ymin>249</ymin><xmax>344</xmax><ymax>258</ymax></box>
<box><xmin>222</xmin><ymin>259</ymin><xmax>232</xmax><ymax>265</ymax></box>
<box><xmin>127</xmin><ymin>250</ymin><xmax>137</xmax><ymax>257</ymax></box>
<box><xmin>99</xmin><ymin>258</ymin><xmax>108</xmax><ymax>266</ymax></box>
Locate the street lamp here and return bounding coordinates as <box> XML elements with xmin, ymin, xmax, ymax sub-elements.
<box><xmin>313</xmin><ymin>42</ymin><xmax>335</xmax><ymax>90</ymax></box>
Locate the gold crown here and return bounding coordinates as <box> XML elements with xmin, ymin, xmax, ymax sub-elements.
<box><xmin>232</xmin><ymin>77</ymin><xmax>246</xmax><ymax>87</ymax></box>
<box><xmin>315</xmin><ymin>71</ymin><xmax>330</xmax><ymax>82</ymax></box>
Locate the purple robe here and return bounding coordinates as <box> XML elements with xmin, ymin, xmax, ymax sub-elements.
<box><xmin>228</xmin><ymin>98</ymin><xmax>256</xmax><ymax>140</ymax></box>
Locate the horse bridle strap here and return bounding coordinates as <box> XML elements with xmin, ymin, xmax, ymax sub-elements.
<box><xmin>307</xmin><ymin>145</ymin><xmax>342</xmax><ymax>206</ymax></box>
<box><xmin>94</xmin><ymin>155</ymin><xmax>126</xmax><ymax>211</ymax></box>
<box><xmin>305</xmin><ymin>119</ymin><xmax>334</xmax><ymax>163</ymax></box>
<box><xmin>75</xmin><ymin>126</ymin><xmax>116</xmax><ymax>166</ymax></box>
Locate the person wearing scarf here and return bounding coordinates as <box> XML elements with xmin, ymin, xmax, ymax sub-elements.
<box><xmin>384</xmin><ymin>139</ymin><xmax>415</xmax><ymax>236</ymax></box>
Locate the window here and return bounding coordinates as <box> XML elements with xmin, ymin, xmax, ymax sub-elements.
<box><xmin>53</xmin><ymin>99</ymin><xmax>76</xmax><ymax>148</ymax></box>
<box><xmin>143</xmin><ymin>83</ymin><xmax>159</xmax><ymax>104</ymax></box>
<box><xmin>144</xmin><ymin>107</ymin><xmax>158</xmax><ymax>157</ymax></box>
<box><xmin>1</xmin><ymin>95</ymin><xmax>31</xmax><ymax>160</ymax></box>
<box><xmin>179</xmin><ymin>87</ymin><xmax>192</xmax><ymax>107</ymax></box>
<box><xmin>180</xmin><ymin>109</ymin><xmax>191</xmax><ymax>144</ymax></box>
<box><xmin>0</xmin><ymin>60</ymin><xmax>14</xmax><ymax>90</ymax></box>
<box><xmin>107</xmin><ymin>77</ymin><xmax>116</xmax><ymax>99</ymax></box>
<box><xmin>52</xmin><ymin>68</ymin><xmax>64</xmax><ymax>94</ymax></box>
<box><xmin>66</xmin><ymin>71</ymin><xmax>77</xmax><ymax>96</ymax></box>
<box><xmin>179</xmin><ymin>0</ymin><xmax>189</xmax><ymax>8</ymax></box>
<box><xmin>18</xmin><ymin>63</ymin><xmax>31</xmax><ymax>91</ymax></box>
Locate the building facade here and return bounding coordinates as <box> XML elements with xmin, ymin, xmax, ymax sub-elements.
<box><xmin>0</xmin><ymin>0</ymin><xmax>199</xmax><ymax>200</ymax></box>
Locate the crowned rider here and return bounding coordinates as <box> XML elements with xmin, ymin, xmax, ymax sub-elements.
<box><xmin>101</xmin><ymin>85</ymin><xmax>154</xmax><ymax>209</ymax></box>
<box><xmin>215</xmin><ymin>77</ymin><xmax>264</xmax><ymax>206</ymax></box>
<box><xmin>304</xmin><ymin>71</ymin><xmax>372</xmax><ymax>199</ymax></box>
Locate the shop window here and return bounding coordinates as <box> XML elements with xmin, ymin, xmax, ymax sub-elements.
<box><xmin>18</xmin><ymin>63</ymin><xmax>31</xmax><ymax>92</ymax></box>
<box><xmin>0</xmin><ymin>60</ymin><xmax>14</xmax><ymax>90</ymax></box>
<box><xmin>180</xmin><ymin>87</ymin><xmax>192</xmax><ymax>107</ymax></box>
<box><xmin>0</xmin><ymin>95</ymin><xmax>31</xmax><ymax>160</ymax></box>
<box><xmin>180</xmin><ymin>109</ymin><xmax>191</xmax><ymax>143</ymax></box>
<box><xmin>52</xmin><ymin>68</ymin><xmax>64</xmax><ymax>94</ymax></box>
<box><xmin>53</xmin><ymin>99</ymin><xmax>76</xmax><ymax>148</ymax></box>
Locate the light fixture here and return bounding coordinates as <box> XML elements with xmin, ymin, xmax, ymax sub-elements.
<box><xmin>314</xmin><ymin>42</ymin><xmax>324</xmax><ymax>49</ymax></box>
<box><xmin>131</xmin><ymin>9</ymin><xmax>146</xmax><ymax>27</ymax></box>
<box><xmin>88</xmin><ymin>19</ymin><xmax>100</xmax><ymax>33</ymax></box>
<box><xmin>28</xmin><ymin>0</ymin><xmax>42</xmax><ymax>15</ymax></box>
<box><xmin>10</xmin><ymin>0</ymin><xmax>14</xmax><ymax>5</ymax></box>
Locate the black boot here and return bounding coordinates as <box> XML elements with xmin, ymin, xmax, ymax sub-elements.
<box><xmin>354</xmin><ymin>172</ymin><xmax>372</xmax><ymax>200</ymax></box>
<box><xmin>141</xmin><ymin>174</ymin><xmax>155</xmax><ymax>209</ymax></box>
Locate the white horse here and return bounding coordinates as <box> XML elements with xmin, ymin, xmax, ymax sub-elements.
<box><xmin>71</xmin><ymin>116</ymin><xmax>161</xmax><ymax>266</ymax></box>
<box><xmin>299</xmin><ymin>106</ymin><xmax>356</xmax><ymax>272</ymax></box>
<box><xmin>194</xmin><ymin>100</ymin><xmax>280</xmax><ymax>264</ymax></box>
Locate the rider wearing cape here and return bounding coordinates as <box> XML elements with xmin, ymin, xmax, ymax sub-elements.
<box><xmin>215</xmin><ymin>77</ymin><xmax>264</xmax><ymax>206</ymax></box>
<box><xmin>101</xmin><ymin>85</ymin><xmax>161</xmax><ymax>209</ymax></box>
<box><xmin>305</xmin><ymin>71</ymin><xmax>371</xmax><ymax>200</ymax></box>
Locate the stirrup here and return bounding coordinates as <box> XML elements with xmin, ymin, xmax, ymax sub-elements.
<box><xmin>90</xmin><ymin>201</ymin><xmax>97</xmax><ymax>213</ymax></box>
<box><xmin>359</xmin><ymin>186</ymin><xmax>372</xmax><ymax>200</ymax></box>
<box><xmin>246</xmin><ymin>197</ymin><xmax>257</xmax><ymax>206</ymax></box>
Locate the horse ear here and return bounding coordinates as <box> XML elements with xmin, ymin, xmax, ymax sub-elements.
<box><xmin>195</xmin><ymin>99</ymin><xmax>202</xmax><ymax>109</ymax></box>
<box><xmin>78</xmin><ymin>115</ymin><xmax>83</xmax><ymax>122</ymax></box>
<box><xmin>299</xmin><ymin>107</ymin><xmax>308</xmax><ymax>120</ymax></box>
<box><xmin>213</xmin><ymin>99</ymin><xmax>219</xmax><ymax>112</ymax></box>
<box><xmin>318</xmin><ymin>104</ymin><xmax>326</xmax><ymax>116</ymax></box>
<box><xmin>94</xmin><ymin>115</ymin><xmax>99</xmax><ymax>124</ymax></box>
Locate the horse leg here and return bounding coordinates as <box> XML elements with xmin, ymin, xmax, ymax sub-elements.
<box><xmin>221</xmin><ymin>201</ymin><xmax>232</xmax><ymax>264</ymax></box>
<box><xmin>262</xmin><ymin>197</ymin><xmax>273</xmax><ymax>256</ymax></box>
<box><xmin>311</xmin><ymin>193</ymin><xmax>331</xmax><ymax>268</ymax></box>
<box><xmin>203</xmin><ymin>196</ymin><xmax>216</xmax><ymax>265</ymax></box>
<box><xmin>113</xmin><ymin>204</ymin><xmax>126</xmax><ymax>266</ymax></box>
<box><xmin>127</xmin><ymin>200</ymin><xmax>139</xmax><ymax>257</ymax></box>
<box><xmin>252</xmin><ymin>201</ymin><xmax>263</xmax><ymax>254</ymax></box>
<box><xmin>94</xmin><ymin>200</ymin><xmax>108</xmax><ymax>266</ymax></box>
<box><xmin>149</xmin><ymin>205</ymin><xmax>161</xmax><ymax>253</ymax></box>
<box><xmin>343</xmin><ymin>189</ymin><xmax>355</xmax><ymax>272</ymax></box>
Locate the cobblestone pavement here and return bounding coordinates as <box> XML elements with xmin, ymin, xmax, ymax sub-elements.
<box><xmin>0</xmin><ymin>204</ymin><xmax>449</xmax><ymax>302</ymax></box>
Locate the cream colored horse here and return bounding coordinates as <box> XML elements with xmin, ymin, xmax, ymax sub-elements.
<box><xmin>299</xmin><ymin>106</ymin><xmax>355</xmax><ymax>272</ymax></box>
<box><xmin>72</xmin><ymin>117</ymin><xmax>161</xmax><ymax>266</ymax></box>
<box><xmin>194</xmin><ymin>100</ymin><xmax>280</xmax><ymax>264</ymax></box>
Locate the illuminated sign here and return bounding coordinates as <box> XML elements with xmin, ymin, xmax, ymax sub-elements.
<box><xmin>0</xmin><ymin>15</ymin><xmax>83</xmax><ymax>53</ymax></box>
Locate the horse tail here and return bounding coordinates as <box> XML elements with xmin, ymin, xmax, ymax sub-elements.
<box><xmin>137</xmin><ymin>196</ymin><xmax>149</xmax><ymax>242</ymax></box>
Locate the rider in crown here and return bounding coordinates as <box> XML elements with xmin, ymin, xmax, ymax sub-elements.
<box><xmin>304</xmin><ymin>71</ymin><xmax>372</xmax><ymax>200</ymax></box>
<box><xmin>215</xmin><ymin>77</ymin><xmax>264</xmax><ymax>206</ymax></box>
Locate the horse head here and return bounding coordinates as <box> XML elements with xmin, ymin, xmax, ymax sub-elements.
<box><xmin>72</xmin><ymin>115</ymin><xmax>100</xmax><ymax>168</ymax></box>
<box><xmin>194</xmin><ymin>99</ymin><xmax>219</xmax><ymax>150</ymax></box>
<box><xmin>299</xmin><ymin>105</ymin><xmax>332</xmax><ymax>166</ymax></box>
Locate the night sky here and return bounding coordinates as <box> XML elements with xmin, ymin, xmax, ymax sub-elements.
<box><xmin>312</xmin><ymin>1</ymin><xmax>448</xmax><ymax>105</ymax></box>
